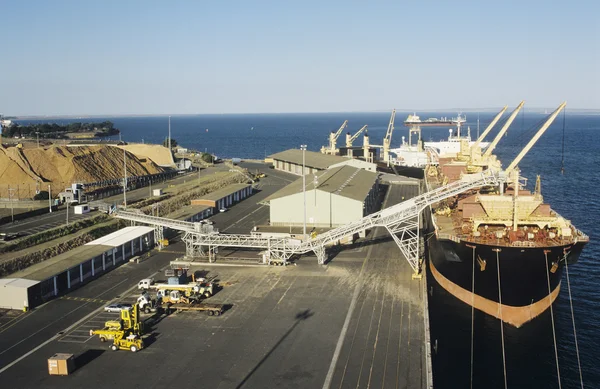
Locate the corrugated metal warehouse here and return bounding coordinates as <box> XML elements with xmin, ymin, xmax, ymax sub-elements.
<box><xmin>168</xmin><ymin>204</ymin><xmax>213</xmax><ymax>222</ymax></box>
<box><xmin>0</xmin><ymin>226</ymin><xmax>154</xmax><ymax>310</ymax></box>
<box><xmin>263</xmin><ymin>165</ymin><xmax>380</xmax><ymax>230</ymax></box>
<box><xmin>191</xmin><ymin>183</ymin><xmax>252</xmax><ymax>211</ymax></box>
<box><xmin>269</xmin><ymin>149</ymin><xmax>376</xmax><ymax>176</ymax></box>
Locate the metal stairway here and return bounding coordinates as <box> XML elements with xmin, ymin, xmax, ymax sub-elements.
<box><xmin>114</xmin><ymin>170</ymin><xmax>498</xmax><ymax>273</ymax></box>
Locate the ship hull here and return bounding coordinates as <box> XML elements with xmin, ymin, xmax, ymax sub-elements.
<box><xmin>427</xmin><ymin>234</ymin><xmax>586</xmax><ymax>327</ymax></box>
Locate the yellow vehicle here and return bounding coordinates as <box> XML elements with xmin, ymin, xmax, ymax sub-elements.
<box><xmin>110</xmin><ymin>332</ymin><xmax>144</xmax><ymax>353</ymax></box>
<box><xmin>159</xmin><ymin>239</ymin><xmax>169</xmax><ymax>247</ymax></box>
<box><xmin>90</xmin><ymin>303</ymin><xmax>145</xmax><ymax>352</ymax></box>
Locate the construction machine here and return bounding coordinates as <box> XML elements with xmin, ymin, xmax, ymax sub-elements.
<box><xmin>90</xmin><ymin>303</ymin><xmax>145</xmax><ymax>352</ymax></box>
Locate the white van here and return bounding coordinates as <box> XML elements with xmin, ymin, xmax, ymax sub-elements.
<box><xmin>138</xmin><ymin>278</ymin><xmax>155</xmax><ymax>290</ymax></box>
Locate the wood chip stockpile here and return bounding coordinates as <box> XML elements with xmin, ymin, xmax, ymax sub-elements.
<box><xmin>0</xmin><ymin>145</ymin><xmax>167</xmax><ymax>198</ymax></box>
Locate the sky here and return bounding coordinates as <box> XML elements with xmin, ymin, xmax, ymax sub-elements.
<box><xmin>1</xmin><ymin>0</ymin><xmax>599</xmax><ymax>116</ymax></box>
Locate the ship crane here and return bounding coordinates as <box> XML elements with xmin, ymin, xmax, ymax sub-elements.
<box><xmin>320</xmin><ymin>120</ymin><xmax>348</xmax><ymax>155</ymax></box>
<box><xmin>346</xmin><ymin>125</ymin><xmax>368</xmax><ymax>147</ymax></box>
<box><xmin>505</xmin><ymin>102</ymin><xmax>566</xmax><ymax>174</ymax></box>
<box><xmin>370</xmin><ymin>110</ymin><xmax>396</xmax><ymax>164</ymax></box>
<box><xmin>470</xmin><ymin>105</ymin><xmax>508</xmax><ymax>153</ymax></box>
<box><xmin>466</xmin><ymin>101</ymin><xmax>524</xmax><ymax>172</ymax></box>
<box><xmin>383</xmin><ymin>109</ymin><xmax>396</xmax><ymax>164</ymax></box>
<box><xmin>483</xmin><ymin>101</ymin><xmax>525</xmax><ymax>158</ymax></box>
<box><xmin>501</xmin><ymin>102</ymin><xmax>566</xmax><ymax>231</ymax></box>
<box><xmin>344</xmin><ymin>125</ymin><xmax>368</xmax><ymax>158</ymax></box>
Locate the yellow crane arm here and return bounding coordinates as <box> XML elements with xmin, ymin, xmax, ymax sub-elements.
<box><xmin>331</xmin><ymin>120</ymin><xmax>349</xmax><ymax>143</ymax></box>
<box><xmin>505</xmin><ymin>102</ymin><xmax>566</xmax><ymax>173</ymax></box>
<box><xmin>473</xmin><ymin>106</ymin><xmax>508</xmax><ymax>148</ymax></box>
<box><xmin>346</xmin><ymin>125</ymin><xmax>368</xmax><ymax>147</ymax></box>
<box><xmin>483</xmin><ymin>101</ymin><xmax>525</xmax><ymax>158</ymax></box>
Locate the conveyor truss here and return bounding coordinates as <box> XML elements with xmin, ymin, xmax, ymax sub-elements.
<box><xmin>113</xmin><ymin>171</ymin><xmax>499</xmax><ymax>274</ymax></box>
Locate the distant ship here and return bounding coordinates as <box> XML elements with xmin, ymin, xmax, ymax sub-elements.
<box><xmin>404</xmin><ymin>113</ymin><xmax>466</xmax><ymax>127</ymax></box>
<box><xmin>389</xmin><ymin>120</ymin><xmax>489</xmax><ymax>178</ymax></box>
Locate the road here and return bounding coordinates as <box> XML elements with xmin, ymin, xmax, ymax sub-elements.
<box><xmin>0</xmin><ymin>167</ymin><xmax>227</xmax><ymax>235</ymax></box>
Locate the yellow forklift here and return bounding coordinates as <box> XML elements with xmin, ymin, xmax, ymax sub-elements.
<box><xmin>90</xmin><ymin>303</ymin><xmax>145</xmax><ymax>353</ymax></box>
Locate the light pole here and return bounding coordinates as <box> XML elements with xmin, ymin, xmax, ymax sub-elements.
<box><xmin>48</xmin><ymin>184</ymin><xmax>52</xmax><ymax>213</ymax></box>
<box><xmin>300</xmin><ymin>144</ymin><xmax>307</xmax><ymax>239</ymax></box>
<box><xmin>123</xmin><ymin>148</ymin><xmax>127</xmax><ymax>208</ymax></box>
<box><xmin>66</xmin><ymin>200</ymin><xmax>69</xmax><ymax>226</ymax></box>
<box><xmin>36</xmin><ymin>132</ymin><xmax>40</xmax><ymax>148</ymax></box>
<box><xmin>8</xmin><ymin>187</ymin><xmax>15</xmax><ymax>223</ymax></box>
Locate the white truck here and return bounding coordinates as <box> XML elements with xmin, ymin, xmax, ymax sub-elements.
<box><xmin>138</xmin><ymin>278</ymin><xmax>156</xmax><ymax>290</ymax></box>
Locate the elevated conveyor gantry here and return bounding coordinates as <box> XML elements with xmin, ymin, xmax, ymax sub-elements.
<box><xmin>113</xmin><ymin>171</ymin><xmax>499</xmax><ymax>273</ymax></box>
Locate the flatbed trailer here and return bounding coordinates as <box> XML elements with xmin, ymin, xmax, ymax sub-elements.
<box><xmin>162</xmin><ymin>302</ymin><xmax>224</xmax><ymax>316</ymax></box>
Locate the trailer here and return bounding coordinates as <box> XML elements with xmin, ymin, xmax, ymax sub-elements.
<box><xmin>162</xmin><ymin>302</ymin><xmax>225</xmax><ymax>316</ymax></box>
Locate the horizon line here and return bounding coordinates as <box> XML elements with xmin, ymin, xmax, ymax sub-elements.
<box><xmin>7</xmin><ymin>106</ymin><xmax>600</xmax><ymax>119</ymax></box>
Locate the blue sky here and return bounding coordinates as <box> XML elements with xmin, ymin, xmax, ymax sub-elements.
<box><xmin>1</xmin><ymin>0</ymin><xmax>599</xmax><ymax>115</ymax></box>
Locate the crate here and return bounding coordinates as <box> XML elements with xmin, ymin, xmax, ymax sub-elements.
<box><xmin>48</xmin><ymin>353</ymin><xmax>75</xmax><ymax>376</ymax></box>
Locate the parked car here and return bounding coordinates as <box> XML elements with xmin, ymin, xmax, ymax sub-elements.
<box><xmin>104</xmin><ymin>303</ymin><xmax>132</xmax><ymax>313</ymax></box>
<box><xmin>219</xmin><ymin>208</ymin><xmax>227</xmax><ymax>213</ymax></box>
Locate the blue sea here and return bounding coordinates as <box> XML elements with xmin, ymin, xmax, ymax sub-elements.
<box><xmin>16</xmin><ymin>111</ymin><xmax>600</xmax><ymax>388</ymax></box>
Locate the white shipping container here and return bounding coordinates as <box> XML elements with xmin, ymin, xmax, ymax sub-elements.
<box><xmin>153</xmin><ymin>189</ymin><xmax>163</xmax><ymax>196</ymax></box>
<box><xmin>73</xmin><ymin>204</ymin><xmax>90</xmax><ymax>214</ymax></box>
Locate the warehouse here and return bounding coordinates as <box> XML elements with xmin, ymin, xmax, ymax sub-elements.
<box><xmin>269</xmin><ymin>149</ymin><xmax>376</xmax><ymax>176</ymax></box>
<box><xmin>263</xmin><ymin>165</ymin><xmax>380</xmax><ymax>231</ymax></box>
<box><xmin>191</xmin><ymin>183</ymin><xmax>252</xmax><ymax>212</ymax></box>
<box><xmin>168</xmin><ymin>204</ymin><xmax>213</xmax><ymax>222</ymax></box>
<box><xmin>0</xmin><ymin>226</ymin><xmax>154</xmax><ymax>310</ymax></box>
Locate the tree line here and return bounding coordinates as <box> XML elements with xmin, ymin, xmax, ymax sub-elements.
<box><xmin>1</xmin><ymin>121</ymin><xmax>120</xmax><ymax>139</ymax></box>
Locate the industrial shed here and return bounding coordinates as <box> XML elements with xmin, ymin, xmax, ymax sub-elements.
<box><xmin>263</xmin><ymin>165</ymin><xmax>380</xmax><ymax>231</ymax></box>
<box><xmin>0</xmin><ymin>278</ymin><xmax>40</xmax><ymax>310</ymax></box>
<box><xmin>168</xmin><ymin>204</ymin><xmax>213</xmax><ymax>222</ymax></box>
<box><xmin>191</xmin><ymin>183</ymin><xmax>252</xmax><ymax>211</ymax></box>
<box><xmin>0</xmin><ymin>226</ymin><xmax>154</xmax><ymax>310</ymax></box>
<box><xmin>269</xmin><ymin>149</ymin><xmax>376</xmax><ymax>176</ymax></box>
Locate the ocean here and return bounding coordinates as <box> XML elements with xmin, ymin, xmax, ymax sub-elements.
<box><xmin>15</xmin><ymin>111</ymin><xmax>600</xmax><ymax>388</ymax></box>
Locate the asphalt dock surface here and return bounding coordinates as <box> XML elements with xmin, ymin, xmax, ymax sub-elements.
<box><xmin>0</xmin><ymin>163</ymin><xmax>428</xmax><ymax>389</ymax></box>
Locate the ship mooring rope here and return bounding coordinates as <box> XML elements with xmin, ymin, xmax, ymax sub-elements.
<box><xmin>545</xmin><ymin>251</ymin><xmax>562</xmax><ymax>389</ymax></box>
<box><xmin>495</xmin><ymin>249</ymin><xmax>508</xmax><ymax>389</ymax></box>
<box><xmin>470</xmin><ymin>245</ymin><xmax>476</xmax><ymax>389</ymax></box>
<box><xmin>565</xmin><ymin>257</ymin><xmax>584</xmax><ymax>388</ymax></box>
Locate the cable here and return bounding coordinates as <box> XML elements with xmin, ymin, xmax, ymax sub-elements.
<box><xmin>565</xmin><ymin>256</ymin><xmax>584</xmax><ymax>388</ymax></box>
<box><xmin>495</xmin><ymin>249</ymin><xmax>508</xmax><ymax>389</ymax></box>
<box><xmin>470</xmin><ymin>245</ymin><xmax>476</xmax><ymax>389</ymax></box>
<box><xmin>545</xmin><ymin>250</ymin><xmax>562</xmax><ymax>389</ymax></box>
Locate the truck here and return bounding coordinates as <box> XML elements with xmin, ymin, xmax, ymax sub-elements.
<box><xmin>138</xmin><ymin>278</ymin><xmax>155</xmax><ymax>290</ymax></box>
<box><xmin>151</xmin><ymin>279</ymin><xmax>214</xmax><ymax>298</ymax></box>
<box><xmin>138</xmin><ymin>291</ymin><xmax>224</xmax><ymax>316</ymax></box>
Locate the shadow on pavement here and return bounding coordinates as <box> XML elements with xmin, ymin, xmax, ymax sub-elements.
<box><xmin>75</xmin><ymin>349</ymin><xmax>104</xmax><ymax>370</ymax></box>
<box><xmin>235</xmin><ymin>309</ymin><xmax>314</xmax><ymax>389</ymax></box>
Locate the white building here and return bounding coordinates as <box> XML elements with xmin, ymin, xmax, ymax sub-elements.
<box><xmin>263</xmin><ymin>165</ymin><xmax>380</xmax><ymax>230</ymax></box>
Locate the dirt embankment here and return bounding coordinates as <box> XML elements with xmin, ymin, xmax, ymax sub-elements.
<box><xmin>116</xmin><ymin>144</ymin><xmax>175</xmax><ymax>167</ymax></box>
<box><xmin>0</xmin><ymin>145</ymin><xmax>167</xmax><ymax>198</ymax></box>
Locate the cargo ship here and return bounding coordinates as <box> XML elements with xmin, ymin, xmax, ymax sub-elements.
<box><xmin>404</xmin><ymin>113</ymin><xmax>466</xmax><ymax>127</ymax></box>
<box><xmin>425</xmin><ymin>102</ymin><xmax>589</xmax><ymax>328</ymax></box>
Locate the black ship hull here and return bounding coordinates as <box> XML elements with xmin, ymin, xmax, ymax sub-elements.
<box><xmin>376</xmin><ymin>163</ymin><xmax>425</xmax><ymax>179</ymax></box>
<box><xmin>427</xmin><ymin>234</ymin><xmax>586</xmax><ymax>327</ymax></box>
